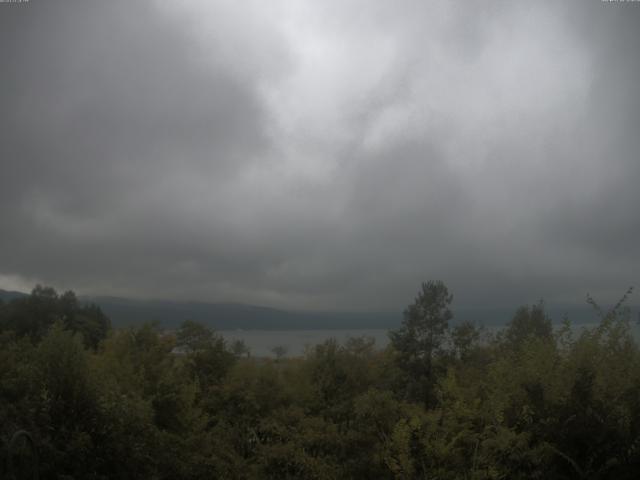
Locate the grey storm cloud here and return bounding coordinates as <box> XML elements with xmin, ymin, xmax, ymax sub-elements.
<box><xmin>1</xmin><ymin>0</ymin><xmax>639</xmax><ymax>311</ymax></box>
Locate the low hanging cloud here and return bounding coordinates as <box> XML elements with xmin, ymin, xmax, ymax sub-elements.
<box><xmin>1</xmin><ymin>0</ymin><xmax>639</xmax><ymax>311</ymax></box>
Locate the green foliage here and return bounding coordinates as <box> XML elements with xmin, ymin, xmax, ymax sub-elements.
<box><xmin>231</xmin><ymin>338</ymin><xmax>251</xmax><ymax>358</ymax></box>
<box><xmin>2</xmin><ymin>283</ymin><xmax>640</xmax><ymax>479</ymax></box>
<box><xmin>450</xmin><ymin>320</ymin><xmax>483</xmax><ymax>361</ymax></box>
<box><xmin>503</xmin><ymin>301</ymin><xmax>553</xmax><ymax>349</ymax></box>
<box><xmin>0</xmin><ymin>285</ymin><xmax>110</xmax><ymax>348</ymax></box>
<box><xmin>389</xmin><ymin>280</ymin><xmax>453</xmax><ymax>405</ymax></box>
<box><xmin>176</xmin><ymin>320</ymin><xmax>236</xmax><ymax>390</ymax></box>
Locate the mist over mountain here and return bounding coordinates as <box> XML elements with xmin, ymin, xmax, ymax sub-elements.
<box><xmin>0</xmin><ymin>289</ymin><xmax>27</xmax><ymax>303</ymax></box>
<box><xmin>2</xmin><ymin>288</ymin><xmax>634</xmax><ymax>330</ymax></box>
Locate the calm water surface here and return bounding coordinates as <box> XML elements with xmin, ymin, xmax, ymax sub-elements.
<box><xmin>220</xmin><ymin>322</ymin><xmax>640</xmax><ymax>358</ymax></box>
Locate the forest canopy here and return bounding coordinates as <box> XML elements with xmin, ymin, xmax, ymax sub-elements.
<box><xmin>1</xmin><ymin>283</ymin><xmax>639</xmax><ymax>479</ymax></box>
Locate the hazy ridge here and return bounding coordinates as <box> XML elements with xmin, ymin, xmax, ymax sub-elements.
<box><xmin>2</xmin><ymin>289</ymin><xmax>635</xmax><ymax>330</ymax></box>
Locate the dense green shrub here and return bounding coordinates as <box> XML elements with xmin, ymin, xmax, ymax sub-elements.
<box><xmin>1</xmin><ymin>284</ymin><xmax>639</xmax><ymax>479</ymax></box>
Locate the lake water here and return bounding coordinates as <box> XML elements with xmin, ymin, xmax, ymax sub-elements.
<box><xmin>220</xmin><ymin>329</ymin><xmax>390</xmax><ymax>357</ymax></box>
<box><xmin>220</xmin><ymin>322</ymin><xmax>640</xmax><ymax>358</ymax></box>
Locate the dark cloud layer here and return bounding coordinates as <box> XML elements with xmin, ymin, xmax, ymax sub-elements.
<box><xmin>1</xmin><ymin>0</ymin><xmax>639</xmax><ymax>311</ymax></box>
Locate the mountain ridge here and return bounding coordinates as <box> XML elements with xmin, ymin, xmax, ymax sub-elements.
<box><xmin>2</xmin><ymin>289</ymin><xmax>636</xmax><ymax>330</ymax></box>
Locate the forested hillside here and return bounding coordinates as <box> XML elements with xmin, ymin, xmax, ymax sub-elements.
<box><xmin>1</xmin><ymin>283</ymin><xmax>639</xmax><ymax>479</ymax></box>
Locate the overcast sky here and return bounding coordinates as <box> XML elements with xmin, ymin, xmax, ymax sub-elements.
<box><xmin>1</xmin><ymin>0</ymin><xmax>639</xmax><ymax>311</ymax></box>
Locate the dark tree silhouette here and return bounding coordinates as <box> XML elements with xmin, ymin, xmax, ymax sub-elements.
<box><xmin>390</xmin><ymin>280</ymin><xmax>453</xmax><ymax>404</ymax></box>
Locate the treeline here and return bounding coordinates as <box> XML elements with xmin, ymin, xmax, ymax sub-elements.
<box><xmin>1</xmin><ymin>282</ymin><xmax>639</xmax><ymax>479</ymax></box>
